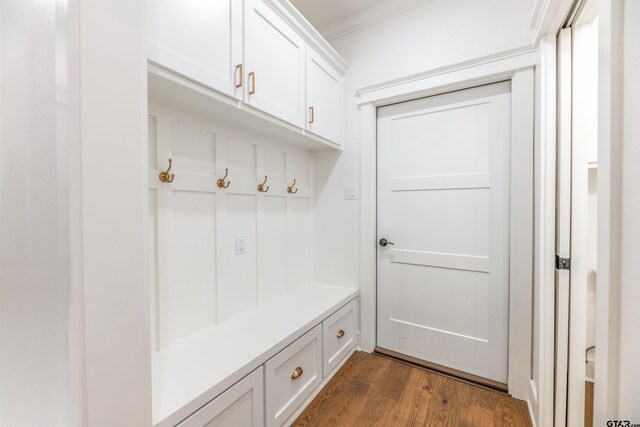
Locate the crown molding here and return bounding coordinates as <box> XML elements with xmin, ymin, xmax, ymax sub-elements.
<box><xmin>319</xmin><ymin>0</ymin><xmax>432</xmax><ymax>41</ymax></box>
<box><xmin>266</xmin><ymin>0</ymin><xmax>349</xmax><ymax>74</ymax></box>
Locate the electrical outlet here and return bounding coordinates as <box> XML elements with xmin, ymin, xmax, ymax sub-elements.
<box><xmin>236</xmin><ymin>234</ymin><xmax>246</xmax><ymax>255</ymax></box>
<box><xmin>343</xmin><ymin>184</ymin><xmax>358</xmax><ymax>200</ymax></box>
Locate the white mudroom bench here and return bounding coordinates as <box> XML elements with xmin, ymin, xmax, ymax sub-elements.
<box><xmin>153</xmin><ymin>283</ymin><xmax>359</xmax><ymax>427</ymax></box>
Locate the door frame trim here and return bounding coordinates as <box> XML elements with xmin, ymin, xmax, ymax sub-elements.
<box><xmin>356</xmin><ymin>47</ymin><xmax>537</xmax><ymax>403</ymax></box>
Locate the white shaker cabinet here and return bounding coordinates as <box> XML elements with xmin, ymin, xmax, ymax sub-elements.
<box><xmin>305</xmin><ymin>48</ymin><xmax>342</xmax><ymax>144</ymax></box>
<box><xmin>148</xmin><ymin>0</ymin><xmax>244</xmax><ymax>100</ymax></box>
<box><xmin>244</xmin><ymin>0</ymin><xmax>306</xmax><ymax>128</ymax></box>
<box><xmin>177</xmin><ymin>367</ymin><xmax>264</xmax><ymax>427</ymax></box>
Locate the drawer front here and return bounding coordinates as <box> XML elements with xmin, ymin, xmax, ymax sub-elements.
<box><xmin>178</xmin><ymin>367</ymin><xmax>264</xmax><ymax>427</ymax></box>
<box><xmin>265</xmin><ymin>324</ymin><xmax>322</xmax><ymax>427</ymax></box>
<box><xmin>323</xmin><ymin>299</ymin><xmax>357</xmax><ymax>376</ymax></box>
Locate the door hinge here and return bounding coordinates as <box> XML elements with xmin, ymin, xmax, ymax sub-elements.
<box><xmin>556</xmin><ymin>255</ymin><xmax>571</xmax><ymax>270</ymax></box>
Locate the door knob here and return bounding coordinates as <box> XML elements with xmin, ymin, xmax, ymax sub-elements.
<box><xmin>379</xmin><ymin>238</ymin><xmax>395</xmax><ymax>247</ymax></box>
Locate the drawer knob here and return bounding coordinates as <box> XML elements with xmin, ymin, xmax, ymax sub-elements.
<box><xmin>337</xmin><ymin>329</ymin><xmax>345</xmax><ymax>338</ymax></box>
<box><xmin>291</xmin><ymin>367</ymin><xmax>303</xmax><ymax>380</ymax></box>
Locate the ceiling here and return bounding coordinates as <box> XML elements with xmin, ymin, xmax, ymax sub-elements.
<box><xmin>290</xmin><ymin>0</ymin><xmax>392</xmax><ymax>30</ymax></box>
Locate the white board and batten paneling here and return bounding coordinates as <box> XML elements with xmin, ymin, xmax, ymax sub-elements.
<box><xmin>148</xmin><ymin>99</ymin><xmax>315</xmax><ymax>350</ymax></box>
<box><xmin>147</xmin><ymin>0</ymin><xmax>348</xmax><ymax>150</ymax></box>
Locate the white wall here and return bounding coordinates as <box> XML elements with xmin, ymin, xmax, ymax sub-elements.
<box><xmin>618</xmin><ymin>0</ymin><xmax>640</xmax><ymax>419</ymax></box>
<box><xmin>76</xmin><ymin>0</ymin><xmax>151</xmax><ymax>425</ymax></box>
<box><xmin>0</xmin><ymin>1</ymin><xmax>71</xmax><ymax>425</ymax></box>
<box><xmin>314</xmin><ymin>0</ymin><xmax>536</xmax><ymax>289</ymax></box>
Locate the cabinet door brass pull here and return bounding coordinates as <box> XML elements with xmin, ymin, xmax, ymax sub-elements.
<box><xmin>217</xmin><ymin>168</ymin><xmax>231</xmax><ymax>189</ymax></box>
<box><xmin>159</xmin><ymin>159</ymin><xmax>175</xmax><ymax>183</ymax></box>
<box><xmin>291</xmin><ymin>367</ymin><xmax>303</xmax><ymax>380</ymax></box>
<box><xmin>257</xmin><ymin>175</ymin><xmax>269</xmax><ymax>193</ymax></box>
<box><xmin>308</xmin><ymin>106</ymin><xmax>314</xmax><ymax>124</ymax></box>
<box><xmin>337</xmin><ymin>329</ymin><xmax>345</xmax><ymax>338</ymax></box>
<box><xmin>235</xmin><ymin>64</ymin><xmax>243</xmax><ymax>88</ymax></box>
<box><xmin>248</xmin><ymin>71</ymin><xmax>256</xmax><ymax>95</ymax></box>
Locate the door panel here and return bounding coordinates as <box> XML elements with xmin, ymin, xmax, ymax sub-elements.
<box><xmin>377</xmin><ymin>82</ymin><xmax>511</xmax><ymax>384</ymax></box>
<box><xmin>306</xmin><ymin>48</ymin><xmax>341</xmax><ymax>143</ymax></box>
<box><xmin>244</xmin><ymin>0</ymin><xmax>305</xmax><ymax>127</ymax></box>
<box><xmin>148</xmin><ymin>0</ymin><xmax>243</xmax><ymax>99</ymax></box>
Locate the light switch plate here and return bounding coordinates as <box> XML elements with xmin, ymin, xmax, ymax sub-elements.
<box><xmin>236</xmin><ymin>234</ymin><xmax>246</xmax><ymax>255</ymax></box>
<box><xmin>343</xmin><ymin>184</ymin><xmax>358</xmax><ymax>200</ymax></box>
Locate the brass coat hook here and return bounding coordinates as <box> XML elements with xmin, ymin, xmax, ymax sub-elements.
<box><xmin>287</xmin><ymin>178</ymin><xmax>298</xmax><ymax>194</ymax></box>
<box><xmin>159</xmin><ymin>159</ymin><xmax>175</xmax><ymax>183</ymax></box>
<box><xmin>257</xmin><ymin>175</ymin><xmax>270</xmax><ymax>193</ymax></box>
<box><xmin>217</xmin><ymin>168</ymin><xmax>231</xmax><ymax>188</ymax></box>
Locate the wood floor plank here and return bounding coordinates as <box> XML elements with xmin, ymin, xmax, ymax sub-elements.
<box><xmin>378</xmin><ymin>359</ymin><xmax>412</xmax><ymax>401</ymax></box>
<box><xmin>292</xmin><ymin>351</ymin><xmax>533</xmax><ymax>427</ymax></box>
<box><xmin>585</xmin><ymin>381</ymin><xmax>594</xmax><ymax>427</ymax></box>
<box><xmin>295</xmin><ymin>352</ymin><xmax>390</xmax><ymax>426</ymax></box>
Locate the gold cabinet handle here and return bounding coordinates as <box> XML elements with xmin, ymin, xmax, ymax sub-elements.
<box><xmin>248</xmin><ymin>71</ymin><xmax>256</xmax><ymax>95</ymax></box>
<box><xmin>159</xmin><ymin>159</ymin><xmax>175</xmax><ymax>183</ymax></box>
<box><xmin>291</xmin><ymin>367</ymin><xmax>303</xmax><ymax>380</ymax></box>
<box><xmin>337</xmin><ymin>329</ymin><xmax>345</xmax><ymax>338</ymax></box>
<box><xmin>235</xmin><ymin>64</ymin><xmax>243</xmax><ymax>88</ymax></box>
<box><xmin>287</xmin><ymin>178</ymin><xmax>298</xmax><ymax>194</ymax></box>
<box><xmin>257</xmin><ymin>175</ymin><xmax>269</xmax><ymax>193</ymax></box>
<box><xmin>217</xmin><ymin>168</ymin><xmax>230</xmax><ymax>189</ymax></box>
<box><xmin>308</xmin><ymin>106</ymin><xmax>314</xmax><ymax>124</ymax></box>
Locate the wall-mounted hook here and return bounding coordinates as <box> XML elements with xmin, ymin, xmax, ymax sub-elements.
<box><xmin>257</xmin><ymin>175</ymin><xmax>270</xmax><ymax>193</ymax></box>
<box><xmin>217</xmin><ymin>168</ymin><xmax>231</xmax><ymax>189</ymax></box>
<box><xmin>159</xmin><ymin>159</ymin><xmax>175</xmax><ymax>183</ymax></box>
<box><xmin>287</xmin><ymin>178</ymin><xmax>298</xmax><ymax>194</ymax></box>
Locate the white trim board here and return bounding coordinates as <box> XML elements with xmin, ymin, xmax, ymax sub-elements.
<box><xmin>357</xmin><ymin>47</ymin><xmax>537</xmax><ymax>408</ymax></box>
<box><xmin>356</xmin><ymin>46</ymin><xmax>537</xmax><ymax>105</ymax></box>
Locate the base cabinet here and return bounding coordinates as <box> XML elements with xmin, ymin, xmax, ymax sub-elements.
<box><xmin>323</xmin><ymin>299</ymin><xmax>357</xmax><ymax>376</ymax></box>
<box><xmin>265</xmin><ymin>325</ymin><xmax>323</xmax><ymax>427</ymax></box>
<box><xmin>177</xmin><ymin>367</ymin><xmax>264</xmax><ymax>427</ymax></box>
<box><xmin>163</xmin><ymin>297</ymin><xmax>358</xmax><ymax>427</ymax></box>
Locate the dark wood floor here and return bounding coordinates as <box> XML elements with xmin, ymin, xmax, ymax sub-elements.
<box><xmin>293</xmin><ymin>351</ymin><xmax>532</xmax><ymax>427</ymax></box>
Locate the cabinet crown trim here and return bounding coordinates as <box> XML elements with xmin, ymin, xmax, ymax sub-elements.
<box><xmin>266</xmin><ymin>0</ymin><xmax>349</xmax><ymax>75</ymax></box>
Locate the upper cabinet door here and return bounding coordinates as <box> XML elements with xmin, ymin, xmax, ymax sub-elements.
<box><xmin>306</xmin><ymin>48</ymin><xmax>342</xmax><ymax>144</ymax></box>
<box><xmin>148</xmin><ymin>0</ymin><xmax>243</xmax><ymax>99</ymax></box>
<box><xmin>244</xmin><ymin>0</ymin><xmax>306</xmax><ymax>128</ymax></box>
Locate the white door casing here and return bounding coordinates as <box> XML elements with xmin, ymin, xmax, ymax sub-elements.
<box><xmin>554</xmin><ymin>27</ymin><xmax>573</xmax><ymax>427</ymax></box>
<box><xmin>376</xmin><ymin>82</ymin><xmax>512</xmax><ymax>385</ymax></box>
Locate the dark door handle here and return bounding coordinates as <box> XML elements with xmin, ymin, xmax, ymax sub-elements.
<box><xmin>379</xmin><ymin>238</ymin><xmax>395</xmax><ymax>247</ymax></box>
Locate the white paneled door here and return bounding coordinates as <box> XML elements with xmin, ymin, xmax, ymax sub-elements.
<box><xmin>376</xmin><ymin>82</ymin><xmax>511</xmax><ymax>385</ymax></box>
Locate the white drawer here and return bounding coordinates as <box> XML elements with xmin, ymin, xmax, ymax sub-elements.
<box><xmin>265</xmin><ymin>324</ymin><xmax>322</xmax><ymax>427</ymax></box>
<box><xmin>178</xmin><ymin>367</ymin><xmax>264</xmax><ymax>427</ymax></box>
<box><xmin>323</xmin><ymin>299</ymin><xmax>357</xmax><ymax>376</ymax></box>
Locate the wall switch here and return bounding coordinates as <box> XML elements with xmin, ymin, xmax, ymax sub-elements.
<box><xmin>343</xmin><ymin>184</ymin><xmax>358</xmax><ymax>200</ymax></box>
<box><xmin>236</xmin><ymin>234</ymin><xmax>247</xmax><ymax>255</ymax></box>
